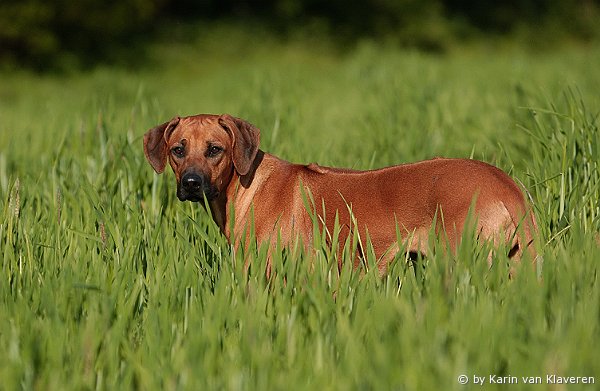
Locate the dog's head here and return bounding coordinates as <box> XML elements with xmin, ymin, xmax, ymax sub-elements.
<box><xmin>143</xmin><ymin>114</ymin><xmax>260</xmax><ymax>202</ymax></box>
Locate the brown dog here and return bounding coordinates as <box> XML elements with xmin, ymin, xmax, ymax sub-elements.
<box><xmin>144</xmin><ymin>114</ymin><xmax>537</xmax><ymax>274</ymax></box>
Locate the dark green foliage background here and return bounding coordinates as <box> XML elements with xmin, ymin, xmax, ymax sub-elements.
<box><xmin>1</xmin><ymin>0</ymin><xmax>600</xmax><ymax>69</ymax></box>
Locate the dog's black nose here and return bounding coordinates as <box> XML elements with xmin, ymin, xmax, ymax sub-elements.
<box><xmin>181</xmin><ymin>172</ymin><xmax>204</xmax><ymax>192</ymax></box>
<box><xmin>178</xmin><ymin>171</ymin><xmax>218</xmax><ymax>202</ymax></box>
<box><xmin>181</xmin><ymin>173</ymin><xmax>203</xmax><ymax>193</ymax></box>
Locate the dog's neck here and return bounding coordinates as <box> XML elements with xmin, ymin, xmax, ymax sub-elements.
<box><xmin>208</xmin><ymin>195</ymin><xmax>228</xmax><ymax>235</ymax></box>
<box><xmin>210</xmin><ymin>150</ymin><xmax>268</xmax><ymax>241</ymax></box>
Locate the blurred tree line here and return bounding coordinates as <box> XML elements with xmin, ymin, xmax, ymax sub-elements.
<box><xmin>1</xmin><ymin>0</ymin><xmax>599</xmax><ymax>70</ymax></box>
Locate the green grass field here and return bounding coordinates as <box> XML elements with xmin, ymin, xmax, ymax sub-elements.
<box><xmin>1</xmin><ymin>30</ymin><xmax>599</xmax><ymax>390</ymax></box>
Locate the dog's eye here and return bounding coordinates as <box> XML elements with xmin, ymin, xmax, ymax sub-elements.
<box><xmin>207</xmin><ymin>145</ymin><xmax>223</xmax><ymax>158</ymax></box>
<box><xmin>171</xmin><ymin>146</ymin><xmax>185</xmax><ymax>158</ymax></box>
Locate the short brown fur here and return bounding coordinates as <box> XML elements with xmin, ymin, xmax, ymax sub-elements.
<box><xmin>144</xmin><ymin>114</ymin><xmax>537</xmax><ymax>274</ymax></box>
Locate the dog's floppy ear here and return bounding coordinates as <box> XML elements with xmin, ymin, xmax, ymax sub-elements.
<box><xmin>143</xmin><ymin>117</ymin><xmax>181</xmax><ymax>173</ymax></box>
<box><xmin>218</xmin><ymin>114</ymin><xmax>260</xmax><ymax>176</ymax></box>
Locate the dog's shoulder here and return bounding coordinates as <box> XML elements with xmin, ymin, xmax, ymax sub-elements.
<box><xmin>304</xmin><ymin>163</ymin><xmax>361</xmax><ymax>175</ymax></box>
<box><xmin>305</xmin><ymin>163</ymin><xmax>328</xmax><ymax>174</ymax></box>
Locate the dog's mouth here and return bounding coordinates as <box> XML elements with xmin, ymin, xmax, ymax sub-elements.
<box><xmin>177</xmin><ymin>185</ymin><xmax>219</xmax><ymax>203</ymax></box>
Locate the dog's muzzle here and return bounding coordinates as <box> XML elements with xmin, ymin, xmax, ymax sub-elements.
<box><xmin>177</xmin><ymin>172</ymin><xmax>218</xmax><ymax>202</ymax></box>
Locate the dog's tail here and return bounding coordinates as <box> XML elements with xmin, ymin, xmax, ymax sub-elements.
<box><xmin>508</xmin><ymin>177</ymin><xmax>539</xmax><ymax>264</ymax></box>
